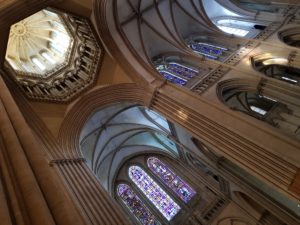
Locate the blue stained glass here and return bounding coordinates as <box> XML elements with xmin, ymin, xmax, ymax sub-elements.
<box><xmin>190</xmin><ymin>43</ymin><xmax>227</xmax><ymax>60</ymax></box>
<box><xmin>168</xmin><ymin>62</ymin><xmax>198</xmax><ymax>79</ymax></box>
<box><xmin>159</xmin><ymin>70</ymin><xmax>187</xmax><ymax>86</ymax></box>
<box><xmin>129</xmin><ymin>166</ymin><xmax>181</xmax><ymax>221</ymax></box>
<box><xmin>147</xmin><ymin>157</ymin><xmax>196</xmax><ymax>203</ymax></box>
<box><xmin>117</xmin><ymin>184</ymin><xmax>161</xmax><ymax>225</ymax></box>
<box><xmin>156</xmin><ymin>62</ymin><xmax>199</xmax><ymax>86</ymax></box>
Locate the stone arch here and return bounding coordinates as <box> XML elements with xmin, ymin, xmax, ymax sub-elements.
<box><xmin>217</xmin><ymin>78</ymin><xmax>300</xmax><ymax>139</ymax></box>
<box><xmin>279</xmin><ymin>27</ymin><xmax>300</xmax><ymax>48</ymax></box>
<box><xmin>58</xmin><ymin>83</ymin><xmax>152</xmax><ymax>158</ymax></box>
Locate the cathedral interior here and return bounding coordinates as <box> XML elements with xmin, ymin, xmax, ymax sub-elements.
<box><xmin>0</xmin><ymin>0</ymin><xmax>300</xmax><ymax>225</ymax></box>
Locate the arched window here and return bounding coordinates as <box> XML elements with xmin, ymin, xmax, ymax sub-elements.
<box><xmin>128</xmin><ymin>165</ymin><xmax>181</xmax><ymax>221</ymax></box>
<box><xmin>279</xmin><ymin>28</ymin><xmax>300</xmax><ymax>48</ymax></box>
<box><xmin>32</xmin><ymin>57</ymin><xmax>46</xmax><ymax>71</ymax></box>
<box><xmin>147</xmin><ymin>157</ymin><xmax>196</xmax><ymax>203</ymax></box>
<box><xmin>155</xmin><ymin>61</ymin><xmax>200</xmax><ymax>86</ymax></box>
<box><xmin>41</xmin><ymin>52</ymin><xmax>55</xmax><ymax>64</ymax></box>
<box><xmin>117</xmin><ymin>184</ymin><xmax>161</xmax><ymax>225</ymax></box>
<box><xmin>218</xmin><ymin>80</ymin><xmax>300</xmax><ymax>139</ymax></box>
<box><xmin>214</xmin><ymin>18</ymin><xmax>266</xmax><ymax>38</ymax></box>
<box><xmin>112</xmin><ymin>153</ymin><xmax>207</xmax><ymax>224</ymax></box>
<box><xmin>223</xmin><ymin>91</ymin><xmax>276</xmax><ymax>119</ymax></box>
<box><xmin>217</xmin><ymin>19</ymin><xmax>250</xmax><ymax>37</ymax></box>
<box><xmin>188</xmin><ymin>42</ymin><xmax>228</xmax><ymax>60</ymax></box>
<box><xmin>252</xmin><ymin>55</ymin><xmax>300</xmax><ymax>85</ymax></box>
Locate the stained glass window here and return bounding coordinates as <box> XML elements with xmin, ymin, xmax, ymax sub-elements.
<box><xmin>147</xmin><ymin>157</ymin><xmax>196</xmax><ymax>203</ymax></box>
<box><xmin>156</xmin><ymin>62</ymin><xmax>199</xmax><ymax>86</ymax></box>
<box><xmin>189</xmin><ymin>42</ymin><xmax>228</xmax><ymax>60</ymax></box>
<box><xmin>129</xmin><ymin>166</ymin><xmax>181</xmax><ymax>221</ymax></box>
<box><xmin>117</xmin><ymin>184</ymin><xmax>161</xmax><ymax>225</ymax></box>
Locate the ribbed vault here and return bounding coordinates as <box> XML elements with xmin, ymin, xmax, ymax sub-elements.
<box><xmin>79</xmin><ymin>103</ymin><xmax>180</xmax><ymax>192</ymax></box>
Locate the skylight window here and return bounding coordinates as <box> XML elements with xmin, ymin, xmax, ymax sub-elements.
<box><xmin>217</xmin><ymin>25</ymin><xmax>249</xmax><ymax>37</ymax></box>
<box><xmin>250</xmin><ymin>106</ymin><xmax>267</xmax><ymax>115</ymax></box>
<box><xmin>32</xmin><ymin>57</ymin><xmax>46</xmax><ymax>71</ymax></box>
<box><xmin>42</xmin><ymin>52</ymin><xmax>55</xmax><ymax>64</ymax></box>
<box><xmin>6</xmin><ymin>9</ymin><xmax>73</xmax><ymax>76</ymax></box>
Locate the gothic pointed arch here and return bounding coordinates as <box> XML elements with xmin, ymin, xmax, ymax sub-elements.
<box><xmin>251</xmin><ymin>53</ymin><xmax>300</xmax><ymax>85</ymax></box>
<box><xmin>279</xmin><ymin>27</ymin><xmax>300</xmax><ymax>48</ymax></box>
<box><xmin>217</xmin><ymin>78</ymin><xmax>300</xmax><ymax>139</ymax></box>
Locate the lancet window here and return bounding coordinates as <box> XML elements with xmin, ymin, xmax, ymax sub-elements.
<box><xmin>147</xmin><ymin>157</ymin><xmax>196</xmax><ymax>203</ymax></box>
<box><xmin>117</xmin><ymin>184</ymin><xmax>161</xmax><ymax>225</ymax></box>
<box><xmin>216</xmin><ymin>19</ymin><xmax>251</xmax><ymax>37</ymax></box>
<box><xmin>116</xmin><ymin>156</ymin><xmax>198</xmax><ymax>224</ymax></box>
<box><xmin>128</xmin><ymin>165</ymin><xmax>181</xmax><ymax>221</ymax></box>
<box><xmin>155</xmin><ymin>62</ymin><xmax>199</xmax><ymax>86</ymax></box>
<box><xmin>214</xmin><ymin>17</ymin><xmax>267</xmax><ymax>38</ymax></box>
<box><xmin>188</xmin><ymin>42</ymin><xmax>228</xmax><ymax>60</ymax></box>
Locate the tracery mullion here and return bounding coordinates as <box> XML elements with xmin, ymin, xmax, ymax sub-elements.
<box><xmin>128</xmin><ymin>163</ymin><xmax>183</xmax><ymax>222</ymax></box>
<box><xmin>120</xmin><ymin>180</ymin><xmax>166</xmax><ymax>224</ymax></box>
<box><xmin>146</xmin><ymin>156</ymin><xmax>195</xmax><ymax>207</ymax></box>
<box><xmin>153</xmin><ymin>0</ymin><xmax>187</xmax><ymax>49</ymax></box>
<box><xmin>163</xmin><ymin>156</ymin><xmax>225</xmax><ymax>200</ymax></box>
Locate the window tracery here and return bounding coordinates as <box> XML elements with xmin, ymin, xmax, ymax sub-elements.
<box><xmin>128</xmin><ymin>165</ymin><xmax>181</xmax><ymax>221</ymax></box>
<box><xmin>117</xmin><ymin>184</ymin><xmax>161</xmax><ymax>225</ymax></box>
<box><xmin>216</xmin><ymin>18</ymin><xmax>253</xmax><ymax>37</ymax></box>
<box><xmin>147</xmin><ymin>157</ymin><xmax>196</xmax><ymax>203</ymax></box>
<box><xmin>155</xmin><ymin>61</ymin><xmax>200</xmax><ymax>86</ymax></box>
<box><xmin>189</xmin><ymin>42</ymin><xmax>228</xmax><ymax>60</ymax></box>
<box><xmin>154</xmin><ymin>57</ymin><xmax>200</xmax><ymax>86</ymax></box>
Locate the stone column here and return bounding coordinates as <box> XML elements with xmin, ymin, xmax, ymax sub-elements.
<box><xmin>0</xmin><ymin>76</ymin><xmax>87</xmax><ymax>225</ymax></box>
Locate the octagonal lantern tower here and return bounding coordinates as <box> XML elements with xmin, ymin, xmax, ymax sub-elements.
<box><xmin>4</xmin><ymin>8</ymin><xmax>103</xmax><ymax>102</ymax></box>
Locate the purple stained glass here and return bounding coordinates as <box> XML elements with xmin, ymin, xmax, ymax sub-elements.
<box><xmin>147</xmin><ymin>157</ymin><xmax>196</xmax><ymax>203</ymax></box>
<box><xmin>128</xmin><ymin>166</ymin><xmax>181</xmax><ymax>221</ymax></box>
<box><xmin>117</xmin><ymin>184</ymin><xmax>161</xmax><ymax>225</ymax></box>
<box><xmin>156</xmin><ymin>62</ymin><xmax>199</xmax><ymax>86</ymax></box>
<box><xmin>167</xmin><ymin>62</ymin><xmax>199</xmax><ymax>79</ymax></box>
